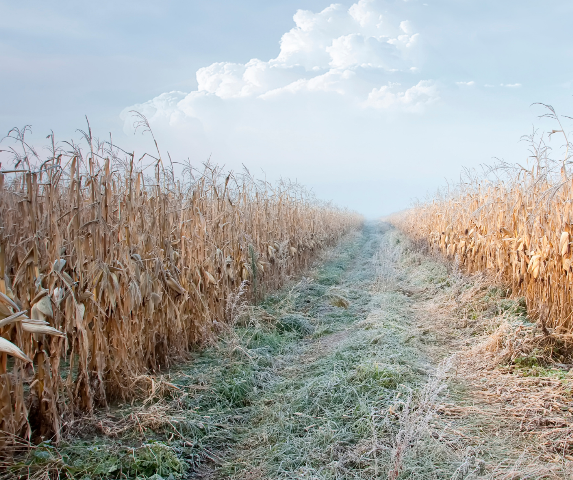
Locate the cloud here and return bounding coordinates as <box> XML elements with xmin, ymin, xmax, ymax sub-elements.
<box><xmin>120</xmin><ymin>0</ymin><xmax>439</xmax><ymax>194</ymax></box>
<box><xmin>365</xmin><ymin>80</ymin><xmax>438</xmax><ymax>110</ymax></box>
<box><xmin>123</xmin><ymin>1</ymin><xmax>436</xmax><ymax>134</ymax></box>
<box><xmin>501</xmin><ymin>83</ymin><xmax>522</xmax><ymax>88</ymax></box>
<box><xmin>456</xmin><ymin>81</ymin><xmax>475</xmax><ymax>86</ymax></box>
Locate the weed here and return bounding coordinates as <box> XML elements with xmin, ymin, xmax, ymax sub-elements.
<box><xmin>7</xmin><ymin>440</ymin><xmax>186</xmax><ymax>480</ymax></box>
<box><xmin>276</xmin><ymin>314</ymin><xmax>315</xmax><ymax>336</ymax></box>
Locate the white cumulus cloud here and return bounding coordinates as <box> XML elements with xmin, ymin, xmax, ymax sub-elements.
<box><xmin>121</xmin><ymin>0</ymin><xmax>437</xmax><ymax>179</ymax></box>
<box><xmin>123</xmin><ymin>0</ymin><xmax>435</xmax><ymax>120</ymax></box>
<box><xmin>365</xmin><ymin>80</ymin><xmax>438</xmax><ymax>110</ymax></box>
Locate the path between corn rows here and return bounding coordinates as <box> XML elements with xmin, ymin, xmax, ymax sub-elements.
<box><xmin>42</xmin><ymin>222</ymin><xmax>571</xmax><ymax>479</ymax></box>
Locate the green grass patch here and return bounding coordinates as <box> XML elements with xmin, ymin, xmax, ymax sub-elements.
<box><xmin>11</xmin><ymin>441</ymin><xmax>186</xmax><ymax>480</ymax></box>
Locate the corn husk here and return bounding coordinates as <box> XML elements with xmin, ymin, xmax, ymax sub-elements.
<box><xmin>0</xmin><ymin>311</ymin><xmax>27</xmax><ymax>329</ymax></box>
<box><xmin>0</xmin><ymin>291</ymin><xmax>18</xmax><ymax>311</ymax></box>
<box><xmin>391</xmin><ymin>138</ymin><xmax>573</xmax><ymax>333</ymax></box>
<box><xmin>0</xmin><ymin>130</ymin><xmax>363</xmax><ymax>442</ymax></box>
<box><xmin>0</xmin><ymin>337</ymin><xmax>32</xmax><ymax>363</ymax></box>
<box><xmin>21</xmin><ymin>323</ymin><xmax>65</xmax><ymax>337</ymax></box>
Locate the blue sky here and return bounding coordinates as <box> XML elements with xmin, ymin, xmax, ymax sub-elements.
<box><xmin>2</xmin><ymin>0</ymin><xmax>573</xmax><ymax>217</ymax></box>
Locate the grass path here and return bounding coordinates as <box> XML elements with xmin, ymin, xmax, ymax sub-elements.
<box><xmin>11</xmin><ymin>222</ymin><xmax>572</xmax><ymax>479</ymax></box>
<box><xmin>198</xmin><ymin>222</ymin><xmax>431</xmax><ymax>479</ymax></box>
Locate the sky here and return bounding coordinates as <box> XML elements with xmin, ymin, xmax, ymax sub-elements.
<box><xmin>1</xmin><ymin>0</ymin><xmax>573</xmax><ymax>217</ymax></box>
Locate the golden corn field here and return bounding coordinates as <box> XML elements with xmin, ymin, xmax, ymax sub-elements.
<box><xmin>0</xmin><ymin>122</ymin><xmax>362</xmax><ymax>446</ymax></box>
<box><xmin>392</xmin><ymin>119</ymin><xmax>573</xmax><ymax>337</ymax></box>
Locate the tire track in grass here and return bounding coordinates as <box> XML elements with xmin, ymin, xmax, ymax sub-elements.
<box><xmin>202</xmin><ymin>223</ymin><xmax>441</xmax><ymax>480</ymax></box>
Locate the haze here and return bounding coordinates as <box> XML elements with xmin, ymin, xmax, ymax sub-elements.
<box><xmin>2</xmin><ymin>0</ymin><xmax>573</xmax><ymax>217</ymax></box>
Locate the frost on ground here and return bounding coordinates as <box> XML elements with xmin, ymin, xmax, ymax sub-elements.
<box><xmin>7</xmin><ymin>223</ymin><xmax>572</xmax><ymax>479</ymax></box>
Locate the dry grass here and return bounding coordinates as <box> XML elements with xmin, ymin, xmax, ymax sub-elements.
<box><xmin>361</xmin><ymin>231</ymin><xmax>571</xmax><ymax>479</ymax></box>
<box><xmin>405</xmin><ymin>251</ymin><xmax>573</xmax><ymax>471</ymax></box>
<box><xmin>0</xmin><ymin>118</ymin><xmax>362</xmax><ymax>446</ymax></box>
<box><xmin>387</xmin><ymin>357</ymin><xmax>453</xmax><ymax>480</ymax></box>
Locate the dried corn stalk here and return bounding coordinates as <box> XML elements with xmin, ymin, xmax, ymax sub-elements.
<box><xmin>392</xmin><ymin>122</ymin><xmax>573</xmax><ymax>335</ymax></box>
<box><xmin>0</xmin><ymin>124</ymin><xmax>362</xmax><ymax>443</ymax></box>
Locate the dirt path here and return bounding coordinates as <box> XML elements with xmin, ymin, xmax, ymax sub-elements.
<box><xmin>14</xmin><ymin>222</ymin><xmax>572</xmax><ymax>479</ymax></box>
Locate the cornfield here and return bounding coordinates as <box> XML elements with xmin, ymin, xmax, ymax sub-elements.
<box><xmin>0</xmin><ymin>119</ymin><xmax>362</xmax><ymax>446</ymax></box>
<box><xmin>392</xmin><ymin>106</ymin><xmax>573</xmax><ymax>336</ymax></box>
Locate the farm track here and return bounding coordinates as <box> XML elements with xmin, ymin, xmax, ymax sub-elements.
<box><xmin>190</xmin><ymin>222</ymin><xmax>572</xmax><ymax>479</ymax></box>
<box><xmin>193</xmin><ymin>222</ymin><xmax>572</xmax><ymax>479</ymax></box>
<box><xmin>12</xmin><ymin>222</ymin><xmax>572</xmax><ymax>479</ymax></box>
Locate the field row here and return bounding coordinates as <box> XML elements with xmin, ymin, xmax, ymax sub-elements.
<box><xmin>393</xmin><ymin>129</ymin><xmax>573</xmax><ymax>336</ymax></box>
<box><xmin>0</xmin><ymin>127</ymin><xmax>362</xmax><ymax>444</ymax></box>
